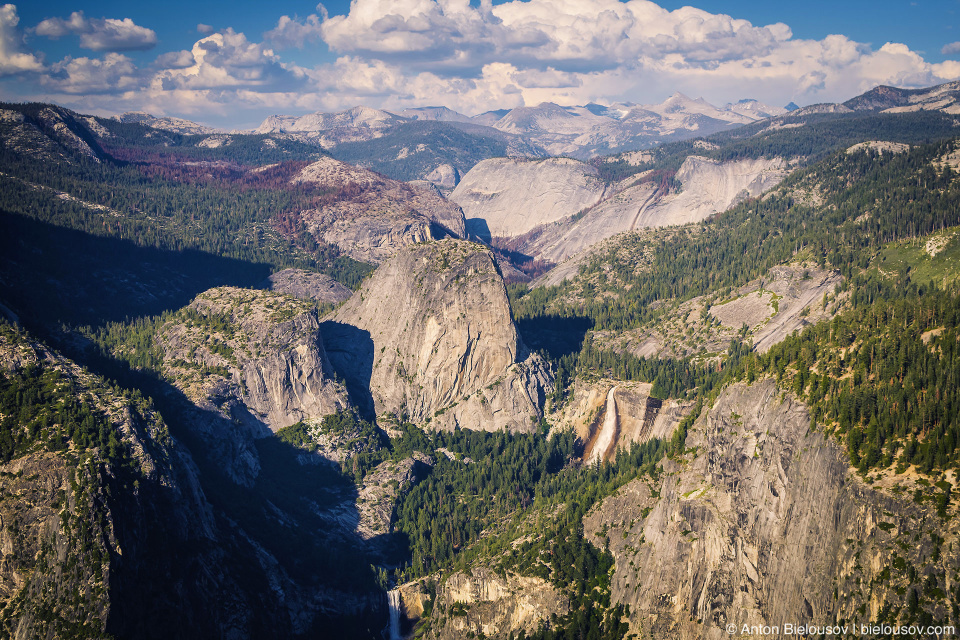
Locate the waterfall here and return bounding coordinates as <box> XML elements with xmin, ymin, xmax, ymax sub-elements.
<box><xmin>590</xmin><ymin>386</ymin><xmax>618</xmax><ymax>464</ymax></box>
<box><xmin>387</xmin><ymin>589</ymin><xmax>402</xmax><ymax>640</ymax></box>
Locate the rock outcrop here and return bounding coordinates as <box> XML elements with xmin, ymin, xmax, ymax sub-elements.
<box><xmin>290</xmin><ymin>157</ymin><xmax>467</xmax><ymax>263</ymax></box>
<box><xmin>550</xmin><ymin>378</ymin><xmax>691</xmax><ymax>463</ymax></box>
<box><xmin>113</xmin><ymin>111</ymin><xmax>219</xmax><ymax>135</ymax></box>
<box><xmin>634</xmin><ymin>155</ymin><xmax>788</xmax><ymax>226</ymax></box>
<box><xmin>458</xmin><ymin>154</ymin><xmax>787</xmax><ymax>265</ymax></box>
<box><xmin>157</xmin><ymin>287</ymin><xmax>350</xmax><ymax>484</ymax></box>
<box><xmin>261</xmin><ymin>268</ymin><xmax>353</xmax><ymax>304</ymax></box>
<box><xmin>521</xmin><ymin>182</ymin><xmax>659</xmax><ymax>264</ymax></box>
<box><xmin>0</xmin><ymin>322</ymin><xmax>254</xmax><ymax>639</ymax></box>
<box><xmin>323</xmin><ymin>239</ymin><xmax>552</xmax><ymax>432</ymax></box>
<box><xmin>354</xmin><ymin>454</ymin><xmax>433</xmax><ymax>540</ymax></box>
<box><xmin>583</xmin><ymin>380</ymin><xmax>959</xmax><ymax>639</ymax></box>
<box><xmin>426</xmin><ymin>568</ymin><xmax>568</xmax><ymax>640</ymax></box>
<box><xmin>592</xmin><ymin>264</ymin><xmax>843</xmax><ymax>360</ymax></box>
<box><xmin>256</xmin><ymin>106</ymin><xmax>405</xmax><ymax>148</ymax></box>
<box><xmin>450</xmin><ymin>157</ymin><xmax>608</xmax><ymax>240</ymax></box>
<box><xmin>0</xmin><ymin>105</ymin><xmax>103</xmax><ymax>164</ymax></box>
<box><xmin>537</xmin><ymin>154</ymin><xmax>787</xmax><ymax>263</ymax></box>
<box><xmin>424</xmin><ymin>163</ymin><xmax>460</xmax><ymax>188</ymax></box>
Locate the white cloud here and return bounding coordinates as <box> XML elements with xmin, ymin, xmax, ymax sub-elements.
<box><xmin>35</xmin><ymin>11</ymin><xmax>157</xmax><ymax>52</ymax></box>
<box><xmin>197</xmin><ymin>23</ymin><xmax>214</xmax><ymax>35</ymax></box>
<box><xmin>157</xmin><ymin>29</ymin><xmax>308</xmax><ymax>92</ymax></box>
<box><xmin>42</xmin><ymin>52</ymin><xmax>141</xmax><ymax>93</ymax></box>
<box><xmin>306</xmin><ymin>0</ymin><xmax>960</xmax><ymax>112</ymax></box>
<box><xmin>9</xmin><ymin>0</ymin><xmax>960</xmax><ymax>127</ymax></box>
<box><xmin>943</xmin><ymin>41</ymin><xmax>960</xmax><ymax>56</ymax></box>
<box><xmin>317</xmin><ymin>0</ymin><xmax>793</xmax><ymax>72</ymax></box>
<box><xmin>264</xmin><ymin>10</ymin><xmax>327</xmax><ymax>49</ymax></box>
<box><xmin>153</xmin><ymin>49</ymin><xmax>195</xmax><ymax>69</ymax></box>
<box><xmin>0</xmin><ymin>4</ymin><xmax>42</xmax><ymax>75</ymax></box>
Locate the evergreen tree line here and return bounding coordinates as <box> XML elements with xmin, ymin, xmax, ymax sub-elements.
<box><xmin>732</xmin><ymin>274</ymin><xmax>960</xmax><ymax>475</ymax></box>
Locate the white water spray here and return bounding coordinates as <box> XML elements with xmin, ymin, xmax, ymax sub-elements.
<box><xmin>590</xmin><ymin>386</ymin><xmax>618</xmax><ymax>464</ymax></box>
<box><xmin>387</xmin><ymin>589</ymin><xmax>401</xmax><ymax>640</ymax></box>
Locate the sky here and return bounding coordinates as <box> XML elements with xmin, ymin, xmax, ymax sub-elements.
<box><xmin>1</xmin><ymin>0</ymin><xmax>959</xmax><ymax>129</ymax></box>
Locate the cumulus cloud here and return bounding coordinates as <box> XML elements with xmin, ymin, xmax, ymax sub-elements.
<box><xmin>0</xmin><ymin>4</ymin><xmax>42</xmax><ymax>75</ymax></box>
<box><xmin>9</xmin><ymin>0</ymin><xmax>960</xmax><ymax>126</ymax></box>
<box><xmin>157</xmin><ymin>29</ymin><xmax>308</xmax><ymax>92</ymax></box>
<box><xmin>317</xmin><ymin>0</ymin><xmax>793</xmax><ymax>72</ymax></box>
<box><xmin>42</xmin><ymin>52</ymin><xmax>141</xmax><ymax>93</ymax></box>
<box><xmin>35</xmin><ymin>11</ymin><xmax>158</xmax><ymax>52</ymax></box>
<box><xmin>153</xmin><ymin>49</ymin><xmax>195</xmax><ymax>69</ymax></box>
<box><xmin>264</xmin><ymin>8</ymin><xmax>327</xmax><ymax>49</ymax></box>
<box><xmin>308</xmin><ymin>0</ymin><xmax>960</xmax><ymax>112</ymax></box>
<box><xmin>943</xmin><ymin>41</ymin><xmax>960</xmax><ymax>56</ymax></box>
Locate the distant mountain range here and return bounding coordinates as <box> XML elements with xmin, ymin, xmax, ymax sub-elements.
<box><xmin>112</xmin><ymin>111</ymin><xmax>221</xmax><ymax>136</ymax></box>
<box><xmin>252</xmin><ymin>93</ymin><xmax>789</xmax><ymax>159</ymax></box>
<box><xmin>107</xmin><ymin>80</ymin><xmax>960</xmax><ymax>190</ymax></box>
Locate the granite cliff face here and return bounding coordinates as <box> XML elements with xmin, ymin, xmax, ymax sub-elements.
<box><xmin>0</xmin><ymin>105</ymin><xmax>103</xmax><ymax>164</ymax></box>
<box><xmin>454</xmin><ymin>154</ymin><xmax>787</xmax><ymax>264</ymax></box>
<box><xmin>157</xmin><ymin>287</ymin><xmax>350</xmax><ymax>484</ymax></box>
<box><xmin>0</xmin><ymin>323</ymin><xmax>240</xmax><ymax>639</ymax></box>
<box><xmin>323</xmin><ymin>240</ymin><xmax>552</xmax><ymax>432</ymax></box>
<box><xmin>533</xmin><ymin>154</ymin><xmax>787</xmax><ymax>263</ymax></box>
<box><xmin>425</xmin><ymin>568</ymin><xmax>568</xmax><ymax>640</ymax></box>
<box><xmin>550</xmin><ymin>378</ymin><xmax>690</xmax><ymax>463</ymax></box>
<box><xmin>450</xmin><ymin>157</ymin><xmax>608</xmax><ymax>240</ymax></box>
<box><xmin>583</xmin><ymin>380</ymin><xmax>959</xmax><ymax>639</ymax></box>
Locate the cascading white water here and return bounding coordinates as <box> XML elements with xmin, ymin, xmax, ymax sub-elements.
<box><xmin>590</xmin><ymin>386</ymin><xmax>618</xmax><ymax>464</ymax></box>
<box><xmin>387</xmin><ymin>589</ymin><xmax>402</xmax><ymax>640</ymax></box>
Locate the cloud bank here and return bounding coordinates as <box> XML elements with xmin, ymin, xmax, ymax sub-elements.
<box><xmin>35</xmin><ymin>10</ymin><xmax>158</xmax><ymax>52</ymax></box>
<box><xmin>0</xmin><ymin>4</ymin><xmax>42</xmax><ymax>75</ymax></box>
<box><xmin>4</xmin><ymin>0</ymin><xmax>960</xmax><ymax>125</ymax></box>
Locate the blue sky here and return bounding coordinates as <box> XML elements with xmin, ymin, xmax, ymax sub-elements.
<box><xmin>2</xmin><ymin>0</ymin><xmax>959</xmax><ymax>127</ymax></box>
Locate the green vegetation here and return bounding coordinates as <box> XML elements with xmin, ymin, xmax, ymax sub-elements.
<box><xmin>389</xmin><ymin>425</ymin><xmax>663</xmax><ymax>639</ymax></box>
<box><xmin>0</xmin><ymin>326</ymin><xmax>126</xmax><ymax>464</ymax></box>
<box><xmin>518</xmin><ymin>140</ymin><xmax>960</xmax><ymax>334</ymax></box>
<box><xmin>392</xmin><ymin>424</ymin><xmax>665</xmax><ymax>578</ymax></box>
<box><xmin>0</xmin><ymin>103</ymin><xmax>373</xmax><ymax>291</ymax></box>
<box><xmin>873</xmin><ymin>230</ymin><xmax>960</xmax><ymax>285</ymax></box>
<box><xmin>512</xmin><ymin>138</ymin><xmax>960</xmax><ymax>479</ymax></box>
<box><xmin>730</xmin><ymin>274</ymin><xmax>960</xmax><ymax>474</ymax></box>
<box><xmin>94</xmin><ymin>117</ymin><xmax>325</xmax><ymax>165</ymax></box>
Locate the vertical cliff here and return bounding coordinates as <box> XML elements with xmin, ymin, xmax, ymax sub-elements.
<box><xmin>324</xmin><ymin>239</ymin><xmax>552</xmax><ymax>432</ymax></box>
<box><xmin>0</xmin><ymin>322</ymin><xmax>222</xmax><ymax>639</ymax></box>
<box><xmin>583</xmin><ymin>380</ymin><xmax>959</xmax><ymax>639</ymax></box>
<box><xmin>550</xmin><ymin>378</ymin><xmax>690</xmax><ymax>463</ymax></box>
<box><xmin>156</xmin><ymin>287</ymin><xmax>350</xmax><ymax>484</ymax></box>
<box><xmin>425</xmin><ymin>568</ymin><xmax>568</xmax><ymax>640</ymax></box>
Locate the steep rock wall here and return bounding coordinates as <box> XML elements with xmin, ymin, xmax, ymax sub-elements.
<box><xmin>480</xmin><ymin>155</ymin><xmax>787</xmax><ymax>265</ymax></box>
<box><xmin>158</xmin><ymin>287</ymin><xmax>350</xmax><ymax>484</ymax></box>
<box><xmin>450</xmin><ymin>157</ymin><xmax>607</xmax><ymax>240</ymax></box>
<box><xmin>323</xmin><ymin>240</ymin><xmax>552</xmax><ymax>432</ymax></box>
<box><xmin>583</xmin><ymin>380</ymin><xmax>959</xmax><ymax>639</ymax></box>
<box><xmin>426</xmin><ymin>568</ymin><xmax>568</xmax><ymax>640</ymax></box>
<box><xmin>551</xmin><ymin>378</ymin><xmax>690</xmax><ymax>463</ymax></box>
